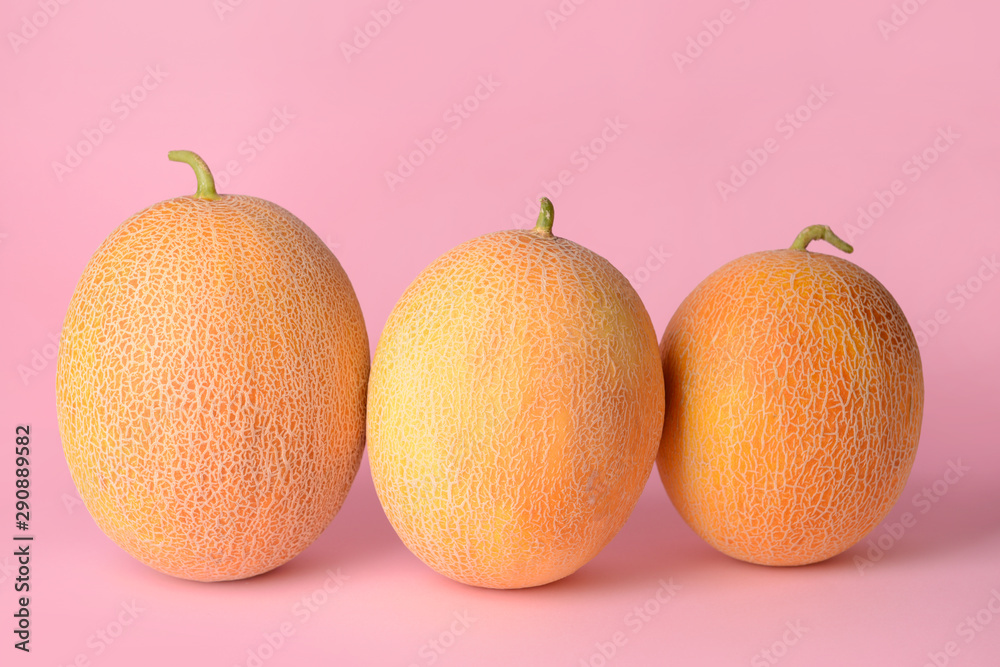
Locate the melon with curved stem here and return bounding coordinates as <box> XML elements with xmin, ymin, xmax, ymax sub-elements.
<box><xmin>658</xmin><ymin>225</ymin><xmax>924</xmax><ymax>566</ymax></box>
<box><xmin>56</xmin><ymin>151</ymin><xmax>369</xmax><ymax>581</ymax></box>
<box><xmin>367</xmin><ymin>198</ymin><xmax>665</xmax><ymax>589</ymax></box>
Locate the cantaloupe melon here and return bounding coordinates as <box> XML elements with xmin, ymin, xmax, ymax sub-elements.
<box><xmin>56</xmin><ymin>151</ymin><xmax>369</xmax><ymax>581</ymax></box>
<box><xmin>658</xmin><ymin>225</ymin><xmax>923</xmax><ymax>566</ymax></box>
<box><xmin>367</xmin><ymin>198</ymin><xmax>665</xmax><ymax>589</ymax></box>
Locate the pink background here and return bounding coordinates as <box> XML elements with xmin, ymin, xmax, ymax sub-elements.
<box><xmin>3</xmin><ymin>0</ymin><xmax>999</xmax><ymax>665</ymax></box>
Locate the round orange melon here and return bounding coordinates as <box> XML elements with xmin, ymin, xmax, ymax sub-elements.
<box><xmin>56</xmin><ymin>151</ymin><xmax>369</xmax><ymax>582</ymax></box>
<box><xmin>658</xmin><ymin>225</ymin><xmax>923</xmax><ymax>566</ymax></box>
<box><xmin>367</xmin><ymin>199</ymin><xmax>665</xmax><ymax>589</ymax></box>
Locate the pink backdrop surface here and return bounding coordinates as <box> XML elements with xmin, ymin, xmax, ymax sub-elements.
<box><xmin>2</xmin><ymin>1</ymin><xmax>999</xmax><ymax>665</ymax></box>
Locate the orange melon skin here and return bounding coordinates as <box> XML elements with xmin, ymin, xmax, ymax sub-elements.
<box><xmin>658</xmin><ymin>249</ymin><xmax>923</xmax><ymax>566</ymax></box>
<box><xmin>56</xmin><ymin>194</ymin><xmax>369</xmax><ymax>582</ymax></box>
<box><xmin>367</xmin><ymin>229</ymin><xmax>665</xmax><ymax>589</ymax></box>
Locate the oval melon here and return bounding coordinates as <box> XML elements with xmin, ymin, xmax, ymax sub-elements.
<box><xmin>56</xmin><ymin>151</ymin><xmax>369</xmax><ymax>581</ymax></box>
<box><xmin>658</xmin><ymin>225</ymin><xmax>924</xmax><ymax>566</ymax></box>
<box><xmin>367</xmin><ymin>199</ymin><xmax>665</xmax><ymax>589</ymax></box>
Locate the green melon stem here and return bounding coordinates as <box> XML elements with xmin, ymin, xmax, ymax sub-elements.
<box><xmin>168</xmin><ymin>150</ymin><xmax>220</xmax><ymax>200</ymax></box>
<box><xmin>790</xmin><ymin>225</ymin><xmax>853</xmax><ymax>254</ymax></box>
<box><xmin>533</xmin><ymin>197</ymin><xmax>555</xmax><ymax>237</ymax></box>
